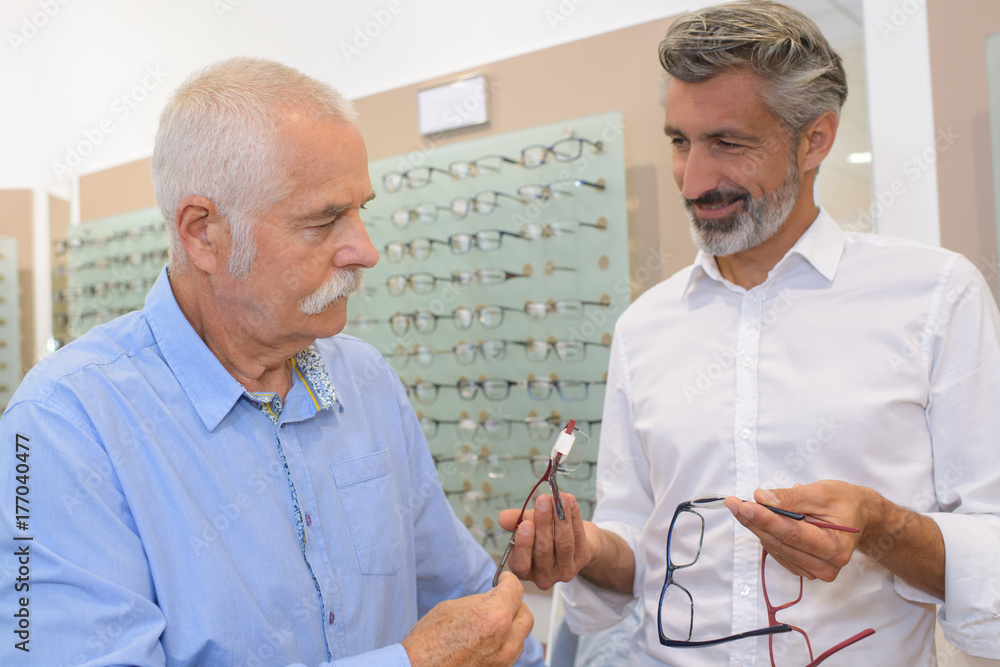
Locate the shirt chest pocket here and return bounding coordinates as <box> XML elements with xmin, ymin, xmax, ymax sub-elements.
<box><xmin>330</xmin><ymin>449</ymin><xmax>404</xmax><ymax>575</ymax></box>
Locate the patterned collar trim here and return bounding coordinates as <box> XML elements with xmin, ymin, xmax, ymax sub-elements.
<box><xmin>292</xmin><ymin>344</ymin><xmax>337</xmax><ymax>411</ymax></box>
<box><xmin>244</xmin><ymin>344</ymin><xmax>337</xmax><ymax>424</ymax></box>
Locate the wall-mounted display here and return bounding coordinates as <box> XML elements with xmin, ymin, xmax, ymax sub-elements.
<box><xmin>54</xmin><ymin>208</ymin><xmax>166</xmax><ymax>343</ymax></box>
<box><xmin>347</xmin><ymin>111</ymin><xmax>631</xmax><ymax>554</ymax></box>
<box><xmin>0</xmin><ymin>238</ymin><xmax>20</xmax><ymax>411</ymax></box>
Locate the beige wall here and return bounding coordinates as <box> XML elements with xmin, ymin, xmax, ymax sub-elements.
<box><xmin>0</xmin><ymin>189</ymin><xmax>34</xmax><ymax>375</ymax></box>
<box><xmin>354</xmin><ymin>16</ymin><xmax>689</xmax><ymax>298</ymax></box>
<box><xmin>50</xmin><ymin>194</ymin><xmax>70</xmax><ymax>241</ymax></box>
<box><xmin>928</xmin><ymin>0</ymin><xmax>1000</xmax><ymax>300</ymax></box>
<box><xmin>72</xmin><ymin>8</ymin><xmax>1000</xmax><ymax>302</ymax></box>
<box><xmin>83</xmin><ymin>18</ymin><xmax>691</xmax><ymax>298</ymax></box>
<box><xmin>80</xmin><ymin>157</ymin><xmax>156</xmax><ymax>222</ymax></box>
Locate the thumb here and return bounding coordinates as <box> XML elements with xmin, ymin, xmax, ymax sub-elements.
<box><xmin>491</xmin><ymin>572</ymin><xmax>525</xmax><ymax>610</ymax></box>
<box><xmin>754</xmin><ymin>486</ymin><xmax>784</xmax><ymax>508</ymax></box>
<box><xmin>498</xmin><ymin>509</ymin><xmax>522</xmax><ymax>532</ymax></box>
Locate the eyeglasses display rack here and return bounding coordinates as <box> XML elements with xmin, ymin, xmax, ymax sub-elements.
<box><xmin>48</xmin><ymin>112</ymin><xmax>632</xmax><ymax>554</ymax></box>
<box><xmin>0</xmin><ymin>238</ymin><xmax>21</xmax><ymax>411</ymax></box>
<box><xmin>348</xmin><ymin>111</ymin><xmax>631</xmax><ymax>554</ymax></box>
<box><xmin>53</xmin><ymin>208</ymin><xmax>167</xmax><ymax>345</ymax></box>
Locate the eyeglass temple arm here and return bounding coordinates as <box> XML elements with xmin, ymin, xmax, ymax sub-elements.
<box><xmin>575</xmin><ymin>179</ymin><xmax>606</xmax><ymax>191</ymax></box>
<box><xmin>805</xmin><ymin>628</ymin><xmax>875</xmax><ymax>667</ymax></box>
<box><xmin>493</xmin><ymin>466</ymin><xmax>552</xmax><ymax>586</ymax></box>
<box><xmin>660</xmin><ymin>623</ymin><xmax>793</xmax><ymax>648</ymax></box>
<box><xmin>762</xmin><ymin>504</ymin><xmax>859</xmax><ymax>533</ymax></box>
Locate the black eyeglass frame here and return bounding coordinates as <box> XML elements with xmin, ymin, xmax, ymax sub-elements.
<box><xmin>658</xmin><ymin>500</ymin><xmax>792</xmax><ymax>648</ymax></box>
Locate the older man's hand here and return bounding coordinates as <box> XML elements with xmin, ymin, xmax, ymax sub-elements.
<box><xmin>402</xmin><ymin>572</ymin><xmax>533</xmax><ymax>667</ymax></box>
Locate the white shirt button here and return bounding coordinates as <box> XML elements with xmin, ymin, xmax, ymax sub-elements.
<box><xmin>740</xmin><ymin>428</ymin><xmax>751</xmax><ymax>440</ymax></box>
<box><xmin>740</xmin><ymin>584</ymin><xmax>750</xmax><ymax>597</ymax></box>
<box><xmin>742</xmin><ymin>357</ymin><xmax>752</xmax><ymax>368</ymax></box>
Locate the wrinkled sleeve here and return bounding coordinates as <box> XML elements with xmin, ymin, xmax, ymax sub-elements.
<box><xmin>0</xmin><ymin>399</ymin><xmax>168</xmax><ymax>667</ymax></box>
<box><xmin>893</xmin><ymin>257</ymin><xmax>1000</xmax><ymax>659</ymax></box>
<box><xmin>562</xmin><ymin>326</ymin><xmax>650</xmax><ymax>634</ymax></box>
<box><xmin>385</xmin><ymin>364</ymin><xmax>544</xmax><ymax>666</ymax></box>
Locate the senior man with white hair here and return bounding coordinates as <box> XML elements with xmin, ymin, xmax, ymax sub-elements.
<box><xmin>0</xmin><ymin>57</ymin><xmax>542</xmax><ymax>667</ymax></box>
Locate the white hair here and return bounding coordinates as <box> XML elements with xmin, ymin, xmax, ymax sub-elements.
<box><xmin>151</xmin><ymin>57</ymin><xmax>358</xmax><ymax>279</ymax></box>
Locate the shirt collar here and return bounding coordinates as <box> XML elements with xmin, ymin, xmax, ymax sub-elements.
<box><xmin>682</xmin><ymin>207</ymin><xmax>845</xmax><ymax>298</ymax></box>
<box><xmin>290</xmin><ymin>344</ymin><xmax>338</xmax><ymax>411</ymax></box>
<box><xmin>142</xmin><ymin>268</ymin><xmax>338</xmax><ymax>432</ymax></box>
<box><xmin>143</xmin><ymin>268</ymin><xmax>244</xmax><ymax>431</ymax></box>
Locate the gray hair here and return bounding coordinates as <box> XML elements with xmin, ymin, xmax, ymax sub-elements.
<box><xmin>658</xmin><ymin>1</ymin><xmax>847</xmax><ymax>138</ymax></box>
<box><xmin>152</xmin><ymin>57</ymin><xmax>358</xmax><ymax>279</ymax></box>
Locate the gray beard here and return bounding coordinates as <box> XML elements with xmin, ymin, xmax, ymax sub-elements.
<box><xmin>299</xmin><ymin>267</ymin><xmax>365</xmax><ymax>315</ymax></box>
<box><xmin>684</xmin><ymin>166</ymin><xmax>799</xmax><ymax>257</ymax></box>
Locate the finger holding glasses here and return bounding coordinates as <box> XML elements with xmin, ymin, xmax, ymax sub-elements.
<box><xmin>495</xmin><ymin>420</ymin><xmax>601</xmax><ymax>590</ymax></box>
<box><xmin>658</xmin><ymin>495</ymin><xmax>873</xmax><ymax>663</ymax></box>
<box><xmin>724</xmin><ymin>482</ymin><xmax>873</xmax><ymax>584</ymax></box>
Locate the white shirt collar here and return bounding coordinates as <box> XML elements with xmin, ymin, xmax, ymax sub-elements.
<box><xmin>683</xmin><ymin>207</ymin><xmax>845</xmax><ymax>298</ymax></box>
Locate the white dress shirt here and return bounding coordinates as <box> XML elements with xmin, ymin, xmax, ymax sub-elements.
<box><xmin>563</xmin><ymin>210</ymin><xmax>1000</xmax><ymax>666</ymax></box>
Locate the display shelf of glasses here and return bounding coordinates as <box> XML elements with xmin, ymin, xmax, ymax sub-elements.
<box><xmin>347</xmin><ymin>111</ymin><xmax>630</xmax><ymax>553</ymax></box>
<box><xmin>0</xmin><ymin>238</ymin><xmax>21</xmax><ymax>410</ymax></box>
<box><xmin>51</xmin><ymin>228</ymin><xmax>70</xmax><ymax>350</ymax></box>
<box><xmin>55</xmin><ymin>207</ymin><xmax>167</xmax><ymax>343</ymax></box>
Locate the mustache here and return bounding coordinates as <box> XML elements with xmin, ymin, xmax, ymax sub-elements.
<box><xmin>684</xmin><ymin>187</ymin><xmax>750</xmax><ymax>209</ymax></box>
<box><xmin>299</xmin><ymin>267</ymin><xmax>365</xmax><ymax>315</ymax></box>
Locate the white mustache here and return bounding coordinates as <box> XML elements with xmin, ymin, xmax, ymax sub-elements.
<box><xmin>299</xmin><ymin>268</ymin><xmax>365</xmax><ymax>315</ymax></box>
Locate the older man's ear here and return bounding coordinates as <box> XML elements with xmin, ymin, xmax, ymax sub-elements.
<box><xmin>174</xmin><ymin>195</ymin><xmax>227</xmax><ymax>274</ymax></box>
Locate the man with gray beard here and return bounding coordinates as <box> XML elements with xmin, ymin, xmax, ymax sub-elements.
<box><xmin>498</xmin><ymin>2</ymin><xmax>1000</xmax><ymax>665</ymax></box>
<box><xmin>0</xmin><ymin>57</ymin><xmax>543</xmax><ymax>667</ymax></box>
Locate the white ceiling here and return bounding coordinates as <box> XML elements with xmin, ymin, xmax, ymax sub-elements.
<box><xmin>0</xmin><ymin>0</ymin><xmax>870</xmax><ymax>211</ymax></box>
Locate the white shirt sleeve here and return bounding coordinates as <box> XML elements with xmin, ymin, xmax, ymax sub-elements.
<box><xmin>562</xmin><ymin>326</ymin><xmax>652</xmax><ymax>634</ymax></box>
<box><xmin>893</xmin><ymin>256</ymin><xmax>1000</xmax><ymax>659</ymax></box>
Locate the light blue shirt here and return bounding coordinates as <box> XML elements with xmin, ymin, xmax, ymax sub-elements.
<box><xmin>0</xmin><ymin>268</ymin><xmax>544</xmax><ymax>667</ymax></box>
